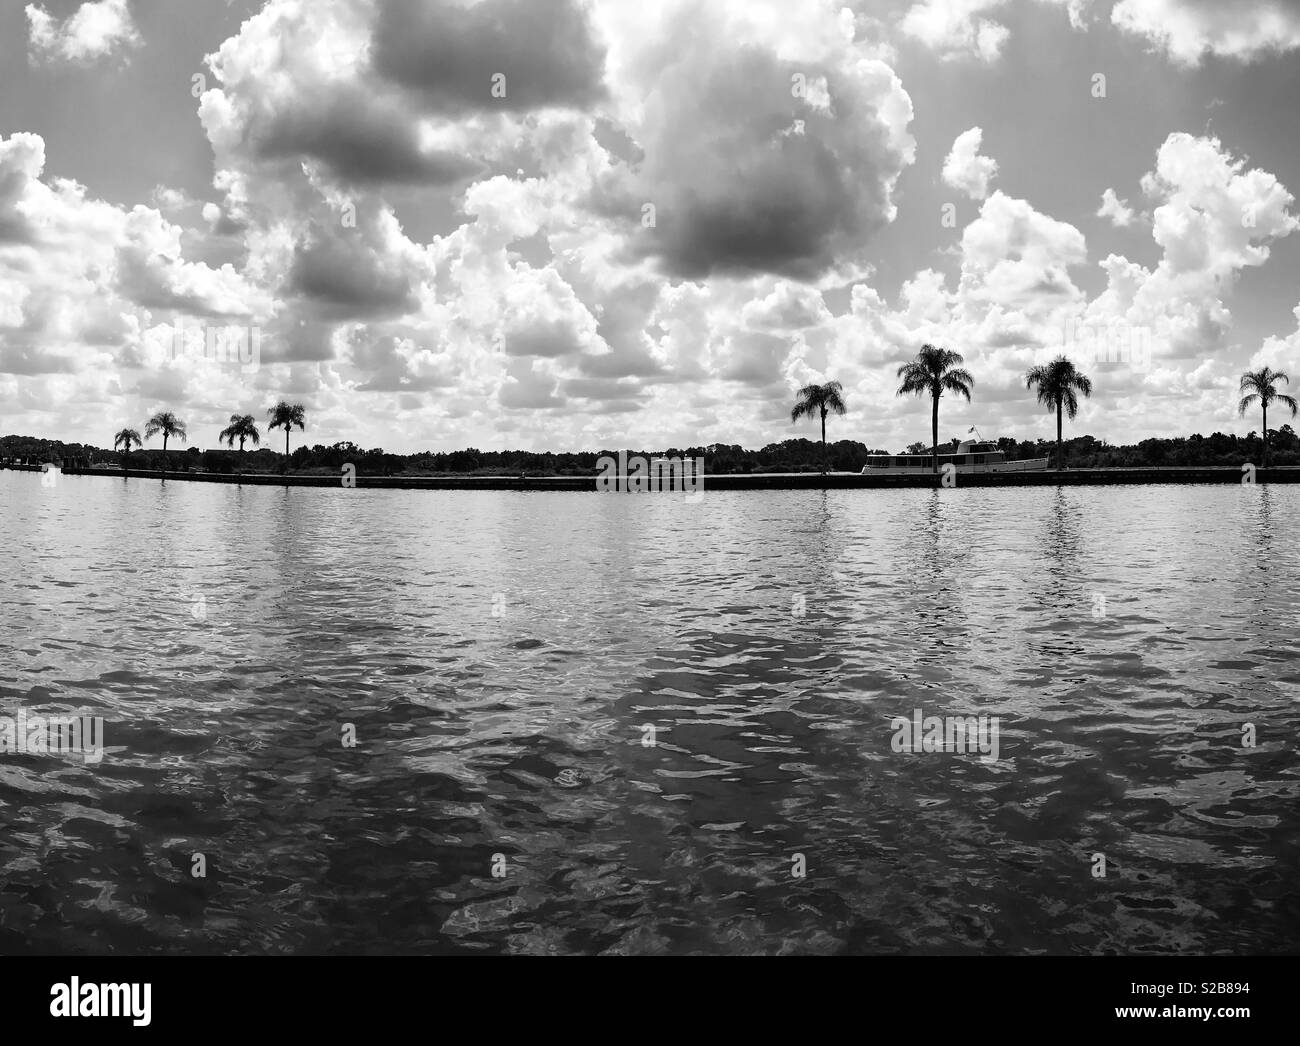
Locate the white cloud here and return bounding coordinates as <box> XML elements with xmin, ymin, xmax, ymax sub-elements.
<box><xmin>1097</xmin><ymin>188</ymin><xmax>1136</xmax><ymax>227</ymax></box>
<box><xmin>25</xmin><ymin>0</ymin><xmax>141</xmax><ymax>66</ymax></box>
<box><xmin>1112</xmin><ymin>0</ymin><xmax>1300</xmax><ymax>66</ymax></box>
<box><xmin>901</xmin><ymin>1</ymin><xmax>1092</xmax><ymax>62</ymax></box>
<box><xmin>901</xmin><ymin>1</ymin><xmax>1011</xmax><ymax>62</ymax></box>
<box><xmin>942</xmin><ymin>126</ymin><xmax>998</xmax><ymax>200</ymax></box>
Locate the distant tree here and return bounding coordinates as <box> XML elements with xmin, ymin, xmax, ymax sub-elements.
<box><xmin>267</xmin><ymin>402</ymin><xmax>307</xmax><ymax>467</ymax></box>
<box><xmin>219</xmin><ymin>414</ymin><xmax>261</xmax><ymax>468</ymax></box>
<box><xmin>113</xmin><ymin>428</ymin><xmax>141</xmax><ymax>467</ymax></box>
<box><xmin>143</xmin><ymin>412</ymin><xmax>187</xmax><ymax>473</ymax></box>
<box><xmin>789</xmin><ymin>381</ymin><xmax>847</xmax><ymax>475</ymax></box>
<box><xmin>1239</xmin><ymin>367</ymin><xmax>1298</xmax><ymax>469</ymax></box>
<box><xmin>896</xmin><ymin>344</ymin><xmax>974</xmax><ymax>474</ymax></box>
<box><xmin>1026</xmin><ymin>355</ymin><xmax>1093</xmax><ymax>470</ymax></box>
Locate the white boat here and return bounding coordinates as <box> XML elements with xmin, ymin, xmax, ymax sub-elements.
<box><xmin>861</xmin><ymin>438</ymin><xmax>1049</xmax><ymax>475</ymax></box>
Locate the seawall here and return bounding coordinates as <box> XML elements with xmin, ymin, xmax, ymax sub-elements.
<box><xmin>4</xmin><ymin>463</ymin><xmax>1295</xmax><ymax>489</ymax></box>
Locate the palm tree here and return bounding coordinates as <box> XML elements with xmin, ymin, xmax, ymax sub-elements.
<box><xmin>1026</xmin><ymin>355</ymin><xmax>1093</xmax><ymax>471</ymax></box>
<box><xmin>1239</xmin><ymin>366</ymin><xmax>1298</xmax><ymax>469</ymax></box>
<box><xmin>143</xmin><ymin>411</ymin><xmax>187</xmax><ymax>473</ymax></box>
<box><xmin>896</xmin><ymin>344</ymin><xmax>975</xmax><ymax>474</ymax></box>
<box><xmin>267</xmin><ymin>402</ymin><xmax>306</xmax><ymax>469</ymax></box>
<box><xmin>219</xmin><ymin>414</ymin><xmax>261</xmax><ymax>468</ymax></box>
<box><xmin>790</xmin><ymin>381</ymin><xmax>847</xmax><ymax>475</ymax></box>
<box><xmin>113</xmin><ymin>428</ymin><xmax>141</xmax><ymax>468</ymax></box>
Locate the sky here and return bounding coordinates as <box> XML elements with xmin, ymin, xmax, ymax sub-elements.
<box><xmin>3</xmin><ymin>0</ymin><xmax>1300</xmax><ymax>454</ymax></box>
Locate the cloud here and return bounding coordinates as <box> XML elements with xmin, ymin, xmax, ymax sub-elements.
<box><xmin>25</xmin><ymin>0</ymin><xmax>141</xmax><ymax>66</ymax></box>
<box><xmin>370</xmin><ymin>0</ymin><xmax>607</xmax><ymax>113</ymax></box>
<box><xmin>0</xmin><ymin>130</ymin><xmax>264</xmax><ymax>405</ymax></box>
<box><xmin>1080</xmin><ymin>133</ymin><xmax>1298</xmax><ymax>381</ymax></box>
<box><xmin>901</xmin><ymin>1</ymin><xmax>1011</xmax><ymax>62</ymax></box>
<box><xmin>942</xmin><ymin>126</ymin><xmax>998</xmax><ymax>200</ymax></box>
<box><xmin>959</xmin><ymin>191</ymin><xmax>1088</xmax><ymax>310</ymax></box>
<box><xmin>1097</xmin><ymin>188</ymin><xmax>1135</xmax><ymax>227</ymax></box>
<box><xmin>901</xmin><ymin>1</ymin><xmax>1091</xmax><ymax>62</ymax></box>
<box><xmin>1141</xmin><ymin>132</ymin><xmax>1298</xmax><ymax>278</ymax></box>
<box><xmin>602</xmin><ymin>0</ymin><xmax>915</xmax><ymax>279</ymax></box>
<box><xmin>1111</xmin><ymin>0</ymin><xmax>1300</xmax><ymax>65</ymax></box>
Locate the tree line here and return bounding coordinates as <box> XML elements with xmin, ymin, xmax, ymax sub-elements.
<box><xmin>3</xmin><ymin>349</ymin><xmax>1297</xmax><ymax>475</ymax></box>
<box><xmin>790</xmin><ymin>345</ymin><xmax>1297</xmax><ymax>472</ymax></box>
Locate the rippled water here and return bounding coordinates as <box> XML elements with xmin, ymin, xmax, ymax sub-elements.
<box><xmin>1</xmin><ymin>469</ymin><xmax>1298</xmax><ymax>954</ymax></box>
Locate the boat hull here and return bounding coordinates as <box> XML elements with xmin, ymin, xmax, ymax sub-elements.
<box><xmin>862</xmin><ymin>456</ymin><xmax>1051</xmax><ymax>476</ymax></box>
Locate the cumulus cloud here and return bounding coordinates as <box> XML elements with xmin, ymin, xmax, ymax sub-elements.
<box><xmin>602</xmin><ymin>0</ymin><xmax>915</xmax><ymax>279</ymax></box>
<box><xmin>25</xmin><ymin>0</ymin><xmax>141</xmax><ymax>66</ymax></box>
<box><xmin>942</xmin><ymin>127</ymin><xmax>998</xmax><ymax>200</ymax></box>
<box><xmin>960</xmin><ymin>192</ymin><xmax>1089</xmax><ymax>309</ymax></box>
<box><xmin>0</xmin><ymin>129</ymin><xmax>265</xmax><ymax>418</ymax></box>
<box><xmin>901</xmin><ymin>1</ymin><xmax>1092</xmax><ymax>62</ymax></box>
<box><xmin>901</xmin><ymin>0</ymin><xmax>1011</xmax><ymax>62</ymax></box>
<box><xmin>1112</xmin><ymin>0</ymin><xmax>1300</xmax><ymax>65</ymax></box>
<box><xmin>1097</xmin><ymin>188</ymin><xmax>1136</xmax><ymax>227</ymax></box>
<box><xmin>370</xmin><ymin>0</ymin><xmax>607</xmax><ymax>112</ymax></box>
<box><xmin>1080</xmin><ymin>133</ymin><xmax>1297</xmax><ymax>389</ymax></box>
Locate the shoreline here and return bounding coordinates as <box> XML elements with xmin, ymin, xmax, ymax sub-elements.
<box><xmin>5</xmin><ymin>462</ymin><xmax>1296</xmax><ymax>489</ymax></box>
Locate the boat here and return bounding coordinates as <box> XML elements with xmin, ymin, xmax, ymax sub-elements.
<box><xmin>861</xmin><ymin>437</ymin><xmax>1049</xmax><ymax>475</ymax></box>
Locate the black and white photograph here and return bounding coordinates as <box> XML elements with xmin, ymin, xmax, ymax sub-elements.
<box><xmin>0</xmin><ymin>0</ymin><xmax>1297</xmax><ymax>1008</ymax></box>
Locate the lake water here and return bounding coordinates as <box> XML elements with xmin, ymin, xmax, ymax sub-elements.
<box><xmin>1</xmin><ymin>469</ymin><xmax>1298</xmax><ymax>954</ymax></box>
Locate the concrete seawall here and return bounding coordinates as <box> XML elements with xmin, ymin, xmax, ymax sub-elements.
<box><xmin>4</xmin><ymin>463</ymin><xmax>1295</xmax><ymax>489</ymax></box>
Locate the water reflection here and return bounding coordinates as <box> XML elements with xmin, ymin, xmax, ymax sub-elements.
<box><xmin>0</xmin><ymin>471</ymin><xmax>1297</xmax><ymax>954</ymax></box>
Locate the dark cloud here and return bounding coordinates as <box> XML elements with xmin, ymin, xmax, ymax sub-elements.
<box><xmin>623</xmin><ymin>41</ymin><xmax>911</xmax><ymax>281</ymax></box>
<box><xmin>504</xmin><ymin>318</ymin><xmax>583</xmax><ymax>357</ymax></box>
<box><xmin>0</xmin><ymin>136</ymin><xmax>41</xmax><ymax>244</ymax></box>
<box><xmin>371</xmin><ymin>0</ymin><xmax>607</xmax><ymax>112</ymax></box>
<box><xmin>499</xmin><ymin>359</ymin><xmax>565</xmax><ymax>408</ymax></box>
<box><xmin>0</xmin><ymin>341</ymin><xmax>77</xmax><ymax>376</ymax></box>
<box><xmin>286</xmin><ymin>224</ymin><xmax>416</xmax><ymax>319</ymax></box>
<box><xmin>256</xmin><ymin>85</ymin><xmax>483</xmax><ymax>187</ymax></box>
<box><xmin>719</xmin><ymin>330</ymin><xmax>789</xmax><ymax>385</ymax></box>
<box><xmin>349</xmin><ymin>330</ymin><xmax>456</xmax><ymax>391</ymax></box>
<box><xmin>259</xmin><ymin>317</ymin><xmax>338</xmax><ymax>364</ymax></box>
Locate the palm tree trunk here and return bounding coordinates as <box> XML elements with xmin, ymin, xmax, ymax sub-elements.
<box><xmin>1056</xmin><ymin>403</ymin><xmax>1063</xmax><ymax>471</ymax></box>
<box><xmin>1263</xmin><ymin>403</ymin><xmax>1269</xmax><ymax>469</ymax></box>
<box><xmin>931</xmin><ymin>393</ymin><xmax>939</xmax><ymax>475</ymax></box>
<box><xmin>820</xmin><ymin>409</ymin><xmax>827</xmax><ymax>477</ymax></box>
<box><xmin>285</xmin><ymin>429</ymin><xmax>290</xmax><ymax>469</ymax></box>
<box><xmin>162</xmin><ymin>435</ymin><xmax>168</xmax><ymax>475</ymax></box>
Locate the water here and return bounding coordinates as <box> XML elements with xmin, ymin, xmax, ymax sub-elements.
<box><xmin>1</xmin><ymin>469</ymin><xmax>1298</xmax><ymax>954</ymax></box>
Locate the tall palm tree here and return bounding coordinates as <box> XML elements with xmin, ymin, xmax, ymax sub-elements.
<box><xmin>113</xmin><ymin>428</ymin><xmax>141</xmax><ymax>468</ymax></box>
<box><xmin>790</xmin><ymin>381</ymin><xmax>847</xmax><ymax>475</ymax></box>
<box><xmin>143</xmin><ymin>411</ymin><xmax>187</xmax><ymax>473</ymax></box>
<box><xmin>219</xmin><ymin>413</ymin><xmax>261</xmax><ymax>468</ymax></box>
<box><xmin>1026</xmin><ymin>355</ymin><xmax>1093</xmax><ymax>471</ymax></box>
<box><xmin>896</xmin><ymin>344</ymin><xmax>974</xmax><ymax>474</ymax></box>
<box><xmin>267</xmin><ymin>402</ymin><xmax>306</xmax><ymax>468</ymax></box>
<box><xmin>1239</xmin><ymin>366</ymin><xmax>1298</xmax><ymax>469</ymax></box>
